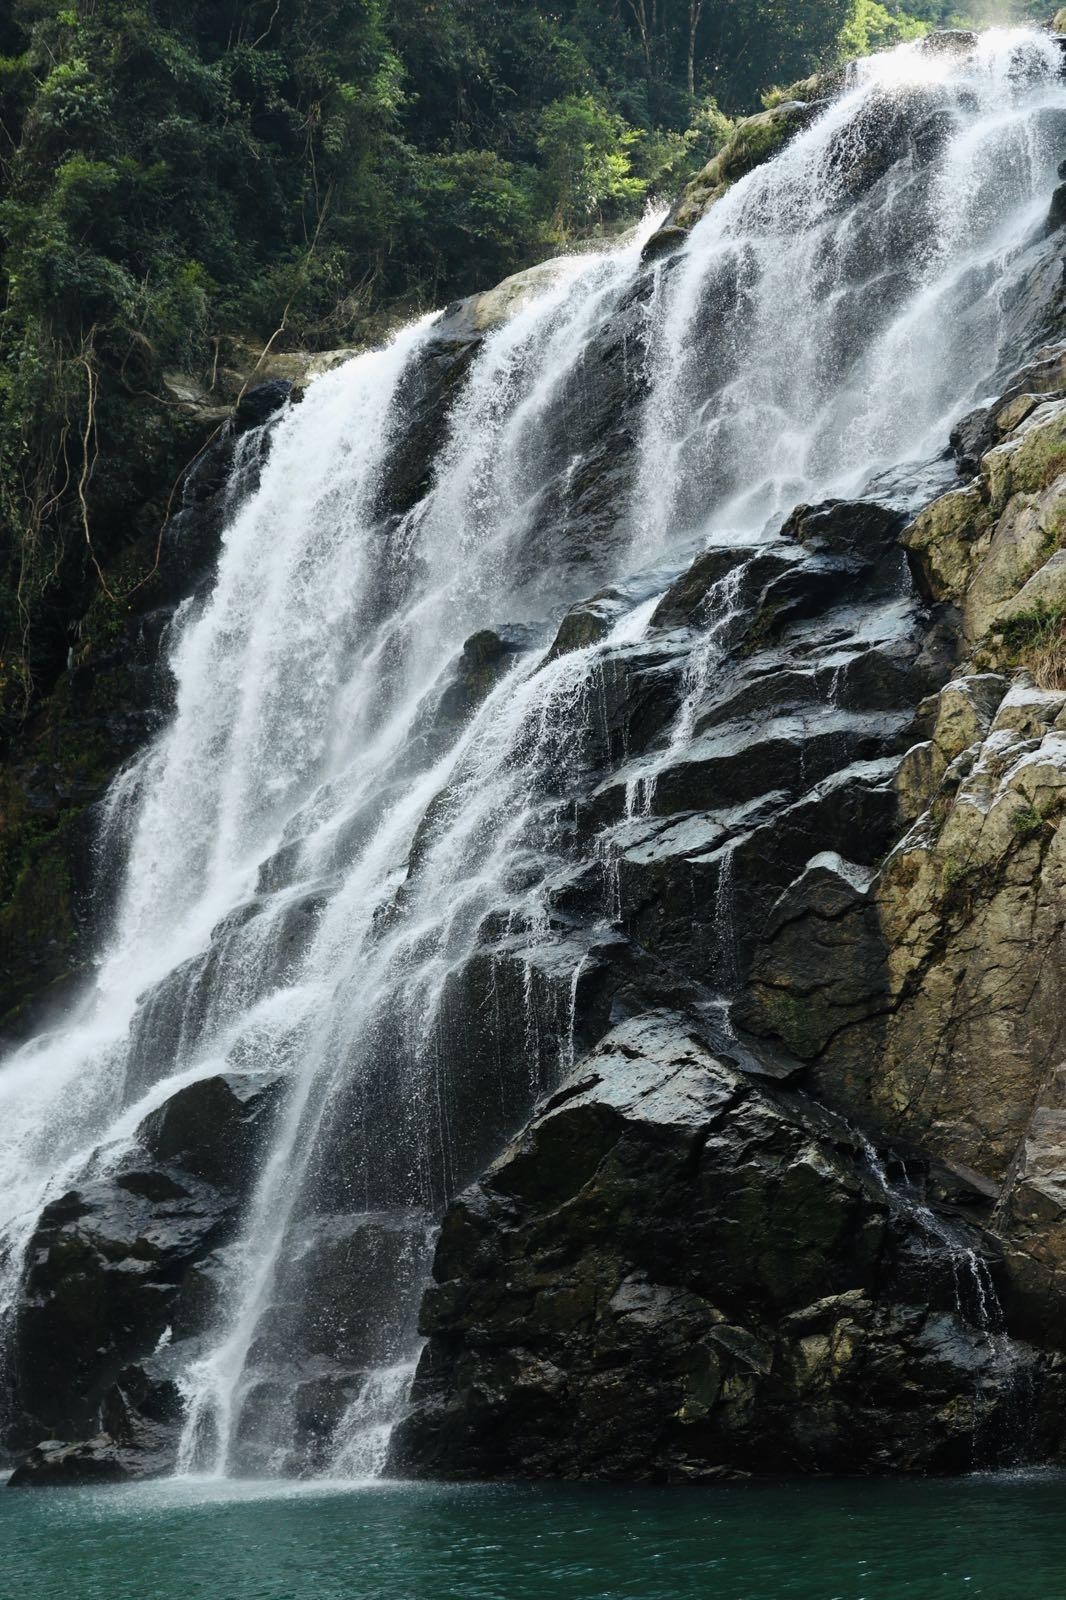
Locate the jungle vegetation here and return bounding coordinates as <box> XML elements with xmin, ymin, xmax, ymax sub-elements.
<box><xmin>0</xmin><ymin>0</ymin><xmax>1031</xmax><ymax>725</ymax></box>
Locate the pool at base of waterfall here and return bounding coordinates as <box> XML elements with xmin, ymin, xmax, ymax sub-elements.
<box><xmin>4</xmin><ymin>1474</ymin><xmax>1066</xmax><ymax>1599</ymax></box>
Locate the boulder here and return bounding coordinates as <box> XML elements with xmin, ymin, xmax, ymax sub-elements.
<box><xmin>547</xmin><ymin>592</ymin><xmax>628</xmax><ymax>659</ymax></box>
<box><xmin>444</xmin><ymin>260</ymin><xmax>583</xmax><ymax>338</ymax></box>
<box><xmin>649</xmin><ymin>547</ymin><xmax>749</xmax><ymax>631</ymax></box>
<box><xmin>9</xmin><ymin>1437</ymin><xmax>136</xmax><ymax>1488</ymax></box>
<box><xmin>7</xmin><ymin>1072</ymin><xmax>280</xmax><ymax>1459</ymax></box>
<box><xmin>235</xmin><ymin>379</ymin><xmax>292</xmax><ymax>429</ymax></box>
<box><xmin>438</xmin><ymin>627</ymin><xmax>531</xmax><ymax>714</ymax></box>
<box><xmin>9</xmin><ymin>1165</ymin><xmax>233</xmax><ymax>1443</ymax></box>
<box><xmin>139</xmin><ymin>1071</ymin><xmax>284</xmax><ymax>1190</ymax></box>
<box><xmin>780</xmin><ymin>499</ymin><xmax>905</xmax><ymax>563</ymax></box>
<box><xmin>8</xmin><ymin>1358</ymin><xmax>183</xmax><ymax>1485</ymax></box>
<box><xmin>393</xmin><ymin>1015</ymin><xmax>1044</xmax><ymax>1480</ymax></box>
<box><xmin>996</xmin><ymin>549</ymin><xmax>1066</xmax><ymax>627</ymax></box>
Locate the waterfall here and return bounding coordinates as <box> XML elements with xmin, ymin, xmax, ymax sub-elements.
<box><xmin>0</xmin><ymin>27</ymin><xmax>1063</xmax><ymax>1480</ymax></box>
<box><xmin>636</xmin><ymin>28</ymin><xmax>1065</xmax><ymax>552</ymax></box>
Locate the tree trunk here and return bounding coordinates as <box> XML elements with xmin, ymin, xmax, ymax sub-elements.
<box><xmin>687</xmin><ymin>0</ymin><xmax>704</xmax><ymax>96</ymax></box>
<box><xmin>625</xmin><ymin>0</ymin><xmax>653</xmax><ymax>75</ymax></box>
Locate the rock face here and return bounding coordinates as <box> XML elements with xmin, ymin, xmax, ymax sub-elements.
<box><xmin>395</xmin><ymin>336</ymin><xmax>1066</xmax><ymax>1474</ymax></box>
<box><xmin>0</xmin><ymin>381</ymin><xmax>291</xmax><ymax>1049</ymax></box>
<box><xmin>666</xmin><ymin>101</ymin><xmax>820</xmax><ymax>231</ymax></box>
<box><xmin>731</xmin><ymin>354</ymin><xmax>1066</xmax><ymax>1346</ymax></box>
<box><xmin>6</xmin><ymin>1071</ymin><xmax>282</xmax><ymax>1474</ymax></box>
<box><xmin>393</xmin><ymin>1015</ymin><xmax>1053</xmax><ymax>1480</ymax></box>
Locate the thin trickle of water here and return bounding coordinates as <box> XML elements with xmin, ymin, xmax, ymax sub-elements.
<box><xmin>859</xmin><ymin>1135</ymin><xmax>1011</xmax><ymax>1348</ymax></box>
<box><xmin>631</xmin><ymin>558</ymin><xmax>748</xmax><ymax>818</ymax></box>
<box><xmin>0</xmin><ymin>29</ymin><xmax>1062</xmax><ymax>1479</ymax></box>
<box><xmin>857</xmin><ymin>1133</ymin><xmax>1033</xmax><ymax>1462</ymax></box>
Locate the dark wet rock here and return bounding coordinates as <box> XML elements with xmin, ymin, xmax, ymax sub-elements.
<box><xmin>304</xmin><ymin>941</ymin><xmax>602</xmax><ymax>1217</ymax></box>
<box><xmin>10</xmin><ymin>1436</ymin><xmax>139</xmax><ymax>1487</ymax></box>
<box><xmin>732</xmin><ymin>853</ymin><xmax>887</xmax><ymax>1062</ymax></box>
<box><xmin>9</xmin><ymin>1357</ymin><xmax>185</xmax><ymax>1485</ymax></box>
<box><xmin>651</xmin><ymin>711</ymin><xmax>909</xmax><ymax>816</ymax></box>
<box><xmin>140</xmin><ymin>1072</ymin><xmax>285</xmax><ymax>1190</ymax></box>
<box><xmin>10</xmin><ymin>1165</ymin><xmax>234</xmax><ymax>1444</ymax></box>
<box><xmin>235</xmin><ymin>379</ymin><xmax>292</xmax><ymax>430</ymax></box>
<box><xmin>291</xmin><ymin>1372</ymin><xmax>361</xmax><ymax>1452</ymax></box>
<box><xmin>649</xmin><ymin>548</ymin><xmax>750</xmax><ymax>631</ymax></box>
<box><xmin>220</xmin><ymin>1212</ymin><xmax>436</xmax><ymax>1476</ymax></box>
<box><xmin>393</xmin><ymin>1014</ymin><xmax>1048</xmax><ymax>1480</ymax></box>
<box><xmin>268</xmin><ymin>1212</ymin><xmax>433</xmax><ymax>1370</ymax></box>
<box><xmin>428</xmin><ymin>626</ymin><xmax>533</xmax><ymax>732</ymax></box>
<box><xmin>640</xmin><ymin>224</ymin><xmax>689</xmax><ymax>263</ymax></box>
<box><xmin>547</xmin><ymin>591</ymin><xmax>629</xmax><ymax>659</ymax></box>
<box><xmin>951</xmin><ymin>407</ymin><xmax>1003</xmax><ymax>476</ymax></box>
<box><xmin>1007</xmin><ymin>342</ymin><xmax>1066</xmax><ymax>401</ymax></box>
<box><xmin>780</xmin><ymin>500</ymin><xmax>906</xmax><ymax>563</ymax></box>
<box><xmin>375</xmin><ymin>331</ymin><xmax>483</xmax><ymax>518</ymax></box>
<box><xmin>1044</xmin><ymin>182</ymin><xmax>1066</xmax><ymax>237</ymax></box>
<box><xmin>7</xmin><ymin>1072</ymin><xmax>280</xmax><ymax>1461</ymax></box>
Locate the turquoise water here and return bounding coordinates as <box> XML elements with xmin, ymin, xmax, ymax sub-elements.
<box><xmin>3</xmin><ymin>1474</ymin><xmax>1066</xmax><ymax>1600</ymax></box>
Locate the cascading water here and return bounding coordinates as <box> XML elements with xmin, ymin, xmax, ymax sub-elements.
<box><xmin>636</xmin><ymin>28</ymin><xmax>1066</xmax><ymax>552</ymax></box>
<box><xmin>0</xmin><ymin>28</ymin><xmax>1063</xmax><ymax>1480</ymax></box>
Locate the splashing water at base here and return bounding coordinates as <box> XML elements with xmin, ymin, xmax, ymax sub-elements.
<box><xmin>329</xmin><ymin>1364</ymin><xmax>419</xmax><ymax>1482</ymax></box>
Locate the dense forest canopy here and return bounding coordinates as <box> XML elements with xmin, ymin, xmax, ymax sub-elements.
<box><xmin>0</xmin><ymin>0</ymin><xmax>1039</xmax><ymax>725</ymax></box>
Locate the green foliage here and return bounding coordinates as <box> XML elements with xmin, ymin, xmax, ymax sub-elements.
<box><xmin>836</xmin><ymin>0</ymin><xmax>928</xmax><ymax>61</ymax></box>
<box><xmin>1000</xmin><ymin>603</ymin><xmax>1066</xmax><ymax>653</ymax></box>
<box><xmin>996</xmin><ymin>604</ymin><xmax>1066</xmax><ymax>691</ymax></box>
<box><xmin>1011</xmin><ymin>803</ymin><xmax>1047</xmax><ymax>840</ymax></box>
<box><xmin>536</xmin><ymin>94</ymin><xmax>644</xmax><ymax>236</ymax></box>
<box><xmin>0</xmin><ymin>0</ymin><xmax>1002</xmax><ymax>730</ymax></box>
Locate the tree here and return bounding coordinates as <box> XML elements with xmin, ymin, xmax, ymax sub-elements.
<box><xmin>836</xmin><ymin>0</ymin><xmax>928</xmax><ymax>59</ymax></box>
<box><xmin>536</xmin><ymin>93</ymin><xmax>645</xmax><ymax>236</ymax></box>
<box><xmin>688</xmin><ymin>0</ymin><xmax>704</xmax><ymax>96</ymax></box>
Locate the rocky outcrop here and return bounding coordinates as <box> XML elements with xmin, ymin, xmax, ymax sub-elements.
<box><xmin>395</xmin><ymin>282</ymin><xmax>1066</xmax><ymax>1475</ymax></box>
<box><xmin>391</xmin><ymin>478</ymin><xmax>1005</xmax><ymax>1474</ymax></box>
<box><xmin>729</xmin><ymin>351</ymin><xmax>1066</xmax><ymax>1344</ymax></box>
<box><xmin>666</xmin><ymin>102</ymin><xmax>820</xmax><ymax>231</ymax></box>
<box><xmin>393</xmin><ymin>1014</ymin><xmax>1054</xmax><ymax>1480</ymax></box>
<box><xmin>5</xmin><ymin>1070</ymin><xmax>281</xmax><ymax>1475</ymax></box>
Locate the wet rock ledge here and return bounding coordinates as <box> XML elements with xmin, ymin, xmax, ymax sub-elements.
<box><xmin>392</xmin><ymin>1014</ymin><xmax>1059</xmax><ymax>1481</ymax></box>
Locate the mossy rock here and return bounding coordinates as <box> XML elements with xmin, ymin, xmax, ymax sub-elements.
<box><xmin>903</xmin><ymin>483</ymin><xmax>994</xmax><ymax>604</ymax></box>
<box><xmin>672</xmin><ymin>102</ymin><xmax>817</xmax><ymax>229</ymax></box>
<box><xmin>982</xmin><ymin>402</ymin><xmax>1066</xmax><ymax>514</ymax></box>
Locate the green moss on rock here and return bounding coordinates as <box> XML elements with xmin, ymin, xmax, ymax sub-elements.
<box><xmin>672</xmin><ymin>102</ymin><xmax>815</xmax><ymax>228</ymax></box>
